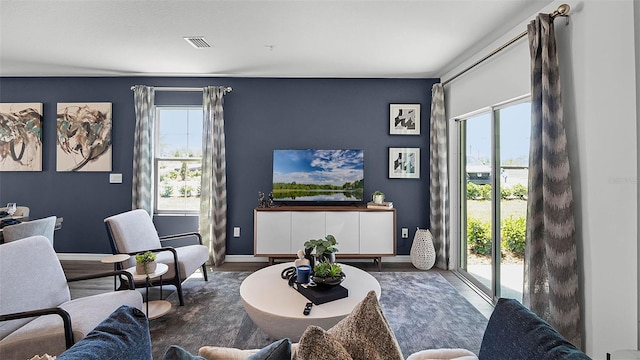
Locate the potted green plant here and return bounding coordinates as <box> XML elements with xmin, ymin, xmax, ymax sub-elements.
<box><xmin>304</xmin><ymin>235</ymin><xmax>339</xmax><ymax>263</ymax></box>
<box><xmin>135</xmin><ymin>251</ymin><xmax>157</xmax><ymax>275</ymax></box>
<box><xmin>372</xmin><ymin>190</ymin><xmax>385</xmax><ymax>204</ymax></box>
<box><xmin>311</xmin><ymin>260</ymin><xmax>345</xmax><ymax>287</ymax></box>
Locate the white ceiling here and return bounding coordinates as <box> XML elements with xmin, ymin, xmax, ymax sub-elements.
<box><xmin>0</xmin><ymin>0</ymin><xmax>553</xmax><ymax>78</ymax></box>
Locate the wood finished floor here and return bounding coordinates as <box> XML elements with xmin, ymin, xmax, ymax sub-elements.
<box><xmin>60</xmin><ymin>260</ymin><xmax>494</xmax><ymax>318</ymax></box>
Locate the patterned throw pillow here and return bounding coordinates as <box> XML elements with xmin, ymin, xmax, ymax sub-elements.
<box><xmin>295</xmin><ymin>326</ymin><xmax>352</xmax><ymax>360</ymax></box>
<box><xmin>295</xmin><ymin>290</ymin><xmax>404</xmax><ymax>360</ymax></box>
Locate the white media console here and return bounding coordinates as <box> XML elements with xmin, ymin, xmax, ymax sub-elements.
<box><xmin>254</xmin><ymin>205</ymin><xmax>396</xmax><ymax>270</ymax></box>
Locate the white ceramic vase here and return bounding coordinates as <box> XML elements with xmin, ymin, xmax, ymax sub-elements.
<box><xmin>373</xmin><ymin>194</ymin><xmax>384</xmax><ymax>204</ymax></box>
<box><xmin>410</xmin><ymin>229</ymin><xmax>436</xmax><ymax>270</ymax></box>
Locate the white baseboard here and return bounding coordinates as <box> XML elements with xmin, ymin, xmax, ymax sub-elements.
<box><xmin>56</xmin><ymin>253</ymin><xmax>412</xmax><ymax>263</ymax></box>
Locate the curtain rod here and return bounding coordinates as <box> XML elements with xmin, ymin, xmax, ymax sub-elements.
<box><xmin>441</xmin><ymin>4</ymin><xmax>570</xmax><ymax>87</ymax></box>
<box><xmin>130</xmin><ymin>86</ymin><xmax>233</xmax><ymax>94</ymax></box>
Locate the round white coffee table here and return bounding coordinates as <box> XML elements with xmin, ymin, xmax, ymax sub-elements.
<box><xmin>240</xmin><ymin>262</ymin><xmax>381</xmax><ymax>341</ymax></box>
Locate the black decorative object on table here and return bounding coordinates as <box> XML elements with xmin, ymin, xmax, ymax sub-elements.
<box><xmin>294</xmin><ymin>283</ymin><xmax>348</xmax><ymax>305</ymax></box>
<box><xmin>267</xmin><ymin>192</ymin><xmax>275</xmax><ymax>208</ymax></box>
<box><xmin>257</xmin><ymin>191</ymin><xmax>266</xmax><ymax>208</ymax></box>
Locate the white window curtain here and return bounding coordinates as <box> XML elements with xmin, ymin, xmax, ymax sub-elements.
<box><xmin>199</xmin><ymin>86</ymin><xmax>228</xmax><ymax>266</ymax></box>
<box><xmin>524</xmin><ymin>13</ymin><xmax>582</xmax><ymax>348</ymax></box>
<box><xmin>132</xmin><ymin>85</ymin><xmax>155</xmax><ymax>214</ymax></box>
<box><xmin>429</xmin><ymin>83</ymin><xmax>451</xmax><ymax>270</ymax></box>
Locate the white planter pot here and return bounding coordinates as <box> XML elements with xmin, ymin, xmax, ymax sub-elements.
<box><xmin>136</xmin><ymin>261</ymin><xmax>157</xmax><ymax>275</ymax></box>
<box><xmin>373</xmin><ymin>194</ymin><xmax>384</xmax><ymax>204</ymax></box>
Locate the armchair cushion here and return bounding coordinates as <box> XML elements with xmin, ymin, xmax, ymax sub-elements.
<box><xmin>156</xmin><ymin>245</ymin><xmax>209</xmax><ymax>281</ymax></box>
<box><xmin>0</xmin><ymin>236</ymin><xmax>143</xmax><ymax>359</ymax></box>
<box><xmin>0</xmin><ymin>236</ymin><xmax>71</xmax><ymax>338</ymax></box>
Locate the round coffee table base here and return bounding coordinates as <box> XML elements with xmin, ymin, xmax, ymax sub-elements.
<box><xmin>240</xmin><ymin>263</ymin><xmax>381</xmax><ymax>342</ymax></box>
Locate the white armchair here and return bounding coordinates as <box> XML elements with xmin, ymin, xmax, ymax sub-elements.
<box><xmin>104</xmin><ymin>209</ymin><xmax>209</xmax><ymax>306</ymax></box>
<box><xmin>0</xmin><ymin>236</ymin><xmax>143</xmax><ymax>359</ymax></box>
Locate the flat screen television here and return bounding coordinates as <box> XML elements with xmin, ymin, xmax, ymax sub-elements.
<box><xmin>272</xmin><ymin>149</ymin><xmax>364</xmax><ymax>204</ymax></box>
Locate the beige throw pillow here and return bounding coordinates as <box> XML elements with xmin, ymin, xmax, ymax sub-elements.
<box><xmin>198</xmin><ymin>346</ymin><xmax>259</xmax><ymax>360</ymax></box>
<box><xmin>295</xmin><ymin>326</ymin><xmax>352</xmax><ymax>360</ymax></box>
<box><xmin>295</xmin><ymin>290</ymin><xmax>404</xmax><ymax>360</ymax></box>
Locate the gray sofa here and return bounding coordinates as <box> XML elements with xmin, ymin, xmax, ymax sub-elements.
<box><xmin>0</xmin><ymin>235</ymin><xmax>143</xmax><ymax>359</ymax></box>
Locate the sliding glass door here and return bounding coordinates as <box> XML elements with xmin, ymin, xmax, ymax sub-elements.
<box><xmin>457</xmin><ymin>98</ymin><xmax>530</xmax><ymax>302</ymax></box>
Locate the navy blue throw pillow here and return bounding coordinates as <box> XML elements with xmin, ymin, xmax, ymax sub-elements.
<box><xmin>162</xmin><ymin>345</ymin><xmax>206</xmax><ymax>360</ymax></box>
<box><xmin>247</xmin><ymin>338</ymin><xmax>292</xmax><ymax>360</ymax></box>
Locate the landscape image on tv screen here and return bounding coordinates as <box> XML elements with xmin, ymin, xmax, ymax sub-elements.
<box><xmin>272</xmin><ymin>149</ymin><xmax>364</xmax><ymax>202</ymax></box>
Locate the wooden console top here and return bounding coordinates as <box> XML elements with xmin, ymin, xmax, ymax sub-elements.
<box><xmin>254</xmin><ymin>205</ymin><xmax>395</xmax><ymax>212</ymax></box>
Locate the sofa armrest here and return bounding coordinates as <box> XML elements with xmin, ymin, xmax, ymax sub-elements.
<box><xmin>67</xmin><ymin>270</ymin><xmax>135</xmax><ymax>290</ymax></box>
<box><xmin>0</xmin><ymin>307</ymin><xmax>74</xmax><ymax>349</ymax></box>
<box><xmin>160</xmin><ymin>232</ymin><xmax>203</xmax><ymax>246</ymax></box>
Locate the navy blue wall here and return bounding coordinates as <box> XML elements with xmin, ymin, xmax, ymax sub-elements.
<box><xmin>0</xmin><ymin>77</ymin><xmax>437</xmax><ymax>255</ymax></box>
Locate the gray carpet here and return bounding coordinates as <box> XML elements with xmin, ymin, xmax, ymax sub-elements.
<box><xmin>149</xmin><ymin>271</ymin><xmax>489</xmax><ymax>359</ymax></box>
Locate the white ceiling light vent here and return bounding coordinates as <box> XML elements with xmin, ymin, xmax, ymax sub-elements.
<box><xmin>184</xmin><ymin>36</ymin><xmax>211</xmax><ymax>49</ymax></box>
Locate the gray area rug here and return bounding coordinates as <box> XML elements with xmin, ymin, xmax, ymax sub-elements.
<box><xmin>149</xmin><ymin>271</ymin><xmax>488</xmax><ymax>359</ymax></box>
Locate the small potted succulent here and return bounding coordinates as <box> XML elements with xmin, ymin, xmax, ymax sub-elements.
<box><xmin>311</xmin><ymin>260</ymin><xmax>346</xmax><ymax>287</ymax></box>
<box><xmin>304</xmin><ymin>235</ymin><xmax>339</xmax><ymax>263</ymax></box>
<box><xmin>372</xmin><ymin>190</ymin><xmax>385</xmax><ymax>204</ymax></box>
<box><xmin>135</xmin><ymin>251</ymin><xmax>157</xmax><ymax>275</ymax></box>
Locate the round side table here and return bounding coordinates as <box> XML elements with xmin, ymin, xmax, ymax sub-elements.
<box><xmin>125</xmin><ymin>263</ymin><xmax>172</xmax><ymax>320</ymax></box>
<box><xmin>101</xmin><ymin>254</ymin><xmax>131</xmax><ymax>290</ymax></box>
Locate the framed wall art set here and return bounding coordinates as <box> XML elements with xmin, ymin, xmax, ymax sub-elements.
<box><xmin>0</xmin><ymin>102</ymin><xmax>112</xmax><ymax>172</ymax></box>
<box><xmin>388</xmin><ymin>103</ymin><xmax>420</xmax><ymax>179</ymax></box>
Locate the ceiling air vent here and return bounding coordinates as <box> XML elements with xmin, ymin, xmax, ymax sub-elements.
<box><xmin>184</xmin><ymin>36</ymin><xmax>211</xmax><ymax>49</ymax></box>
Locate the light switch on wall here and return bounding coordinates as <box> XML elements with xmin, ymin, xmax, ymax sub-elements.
<box><xmin>401</xmin><ymin>228</ymin><xmax>409</xmax><ymax>238</ymax></box>
<box><xmin>109</xmin><ymin>173</ymin><xmax>123</xmax><ymax>184</ymax></box>
<box><xmin>233</xmin><ymin>227</ymin><xmax>240</xmax><ymax>237</ymax></box>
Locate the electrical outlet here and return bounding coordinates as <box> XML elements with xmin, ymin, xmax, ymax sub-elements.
<box><xmin>401</xmin><ymin>228</ymin><xmax>409</xmax><ymax>238</ymax></box>
<box><xmin>233</xmin><ymin>227</ymin><xmax>240</xmax><ymax>238</ymax></box>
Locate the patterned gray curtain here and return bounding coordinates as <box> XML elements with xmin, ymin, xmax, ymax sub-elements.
<box><xmin>524</xmin><ymin>14</ymin><xmax>581</xmax><ymax>348</ymax></box>
<box><xmin>132</xmin><ymin>85</ymin><xmax>155</xmax><ymax>214</ymax></box>
<box><xmin>200</xmin><ymin>87</ymin><xmax>227</xmax><ymax>266</ymax></box>
<box><xmin>429</xmin><ymin>83</ymin><xmax>451</xmax><ymax>270</ymax></box>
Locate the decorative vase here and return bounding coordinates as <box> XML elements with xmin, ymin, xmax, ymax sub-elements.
<box><xmin>136</xmin><ymin>261</ymin><xmax>157</xmax><ymax>275</ymax></box>
<box><xmin>318</xmin><ymin>252</ymin><xmax>336</xmax><ymax>264</ymax></box>
<box><xmin>373</xmin><ymin>194</ymin><xmax>384</xmax><ymax>204</ymax></box>
<box><xmin>410</xmin><ymin>228</ymin><xmax>435</xmax><ymax>270</ymax></box>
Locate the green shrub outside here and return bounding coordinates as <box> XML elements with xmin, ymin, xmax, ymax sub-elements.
<box><xmin>500</xmin><ymin>186</ymin><xmax>513</xmax><ymax>199</ymax></box>
<box><xmin>179</xmin><ymin>185</ymin><xmax>194</xmax><ymax>197</ymax></box>
<box><xmin>501</xmin><ymin>216</ymin><xmax>526</xmax><ymax>255</ymax></box>
<box><xmin>511</xmin><ymin>184</ymin><xmax>527</xmax><ymax>198</ymax></box>
<box><xmin>467</xmin><ymin>183</ymin><xmax>481</xmax><ymax>199</ymax></box>
<box><xmin>160</xmin><ymin>186</ymin><xmax>173</xmax><ymax>198</ymax></box>
<box><xmin>467</xmin><ymin>215</ymin><xmax>527</xmax><ymax>256</ymax></box>
<box><xmin>479</xmin><ymin>185</ymin><xmax>492</xmax><ymax>200</ymax></box>
<box><xmin>466</xmin><ymin>183</ymin><xmax>528</xmax><ymax>200</ymax></box>
<box><xmin>467</xmin><ymin>218</ymin><xmax>492</xmax><ymax>255</ymax></box>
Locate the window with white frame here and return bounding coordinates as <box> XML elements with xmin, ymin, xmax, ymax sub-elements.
<box><xmin>154</xmin><ymin>107</ymin><xmax>203</xmax><ymax>214</ymax></box>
